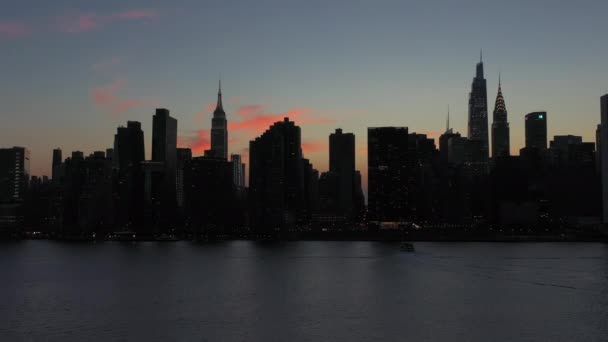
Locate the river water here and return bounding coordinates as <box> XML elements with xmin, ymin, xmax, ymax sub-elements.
<box><xmin>1</xmin><ymin>241</ymin><xmax>607</xmax><ymax>341</ymax></box>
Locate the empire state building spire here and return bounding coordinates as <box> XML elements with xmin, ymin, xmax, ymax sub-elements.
<box><xmin>208</xmin><ymin>79</ymin><xmax>228</xmax><ymax>159</ymax></box>
<box><xmin>214</xmin><ymin>80</ymin><xmax>225</xmax><ymax>116</ymax></box>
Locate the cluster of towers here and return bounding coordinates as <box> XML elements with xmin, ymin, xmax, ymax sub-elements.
<box><xmin>1</xmin><ymin>55</ymin><xmax>607</xmax><ymax>238</ymax></box>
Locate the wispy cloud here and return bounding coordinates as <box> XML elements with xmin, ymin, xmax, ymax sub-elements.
<box><xmin>90</xmin><ymin>79</ymin><xmax>156</xmax><ymax>116</ymax></box>
<box><xmin>0</xmin><ymin>21</ymin><xmax>31</xmax><ymax>38</ymax></box>
<box><xmin>57</xmin><ymin>9</ymin><xmax>159</xmax><ymax>33</ymax></box>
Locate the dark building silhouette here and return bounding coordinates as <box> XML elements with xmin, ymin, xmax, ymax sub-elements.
<box><xmin>596</xmin><ymin>124</ymin><xmax>601</xmax><ymax>175</ymax></box>
<box><xmin>150</xmin><ymin>108</ymin><xmax>178</xmax><ymax>234</ymax></box>
<box><xmin>525</xmin><ymin>112</ymin><xmax>548</xmax><ymax>150</ymax></box>
<box><xmin>230</xmin><ymin>154</ymin><xmax>245</xmax><ymax>188</ymax></box>
<box><xmin>0</xmin><ymin>147</ymin><xmax>30</xmax><ymax>203</ymax></box>
<box><xmin>184</xmin><ymin>156</ymin><xmax>234</xmax><ymax>236</ymax></box>
<box><xmin>467</xmin><ymin>52</ymin><xmax>489</xmax><ymax>162</ymax></box>
<box><xmin>367</xmin><ymin>127</ymin><xmax>410</xmax><ymax>225</ymax></box>
<box><xmin>439</xmin><ymin>110</ymin><xmax>461</xmax><ymax>166</ymax></box>
<box><xmin>249</xmin><ymin>118</ymin><xmax>306</xmax><ymax>233</ymax></box>
<box><xmin>61</xmin><ymin>151</ymin><xmax>114</xmax><ymax>236</ymax></box>
<box><xmin>491</xmin><ymin>76</ymin><xmax>510</xmax><ymax>157</ymax></box>
<box><xmin>208</xmin><ymin>81</ymin><xmax>228</xmax><ymax>160</ymax></box>
<box><xmin>317</xmin><ymin>129</ymin><xmax>361</xmax><ymax>229</ymax></box>
<box><xmin>329</xmin><ymin>129</ymin><xmax>356</xmax><ymax>221</ymax></box>
<box><xmin>52</xmin><ymin>148</ymin><xmax>62</xmax><ymax>184</ymax></box>
<box><xmin>152</xmin><ymin>108</ymin><xmax>177</xmax><ymax>179</ymax></box>
<box><xmin>113</xmin><ymin>121</ymin><xmax>145</xmax><ymax>232</ymax></box>
<box><xmin>550</xmin><ymin>135</ymin><xmax>583</xmax><ymax>166</ymax></box>
<box><xmin>0</xmin><ymin>147</ymin><xmax>30</xmax><ymax>232</ymax></box>
<box><xmin>601</xmin><ymin>94</ymin><xmax>608</xmax><ymax>223</ymax></box>
<box><xmin>176</xmin><ymin>148</ymin><xmax>192</xmax><ymax>209</ymax></box>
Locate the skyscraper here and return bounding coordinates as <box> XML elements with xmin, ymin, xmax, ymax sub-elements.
<box><xmin>467</xmin><ymin>52</ymin><xmax>489</xmax><ymax>160</ymax></box>
<box><xmin>152</xmin><ymin>108</ymin><xmax>178</xmax><ymax>179</ymax></box>
<box><xmin>0</xmin><ymin>147</ymin><xmax>30</xmax><ymax>203</ymax></box>
<box><xmin>176</xmin><ymin>148</ymin><xmax>192</xmax><ymax>208</ymax></box>
<box><xmin>249</xmin><ymin>118</ymin><xmax>305</xmax><ymax>233</ymax></box>
<box><xmin>329</xmin><ymin>128</ymin><xmax>355</xmax><ymax>219</ymax></box>
<box><xmin>491</xmin><ymin>76</ymin><xmax>510</xmax><ymax>157</ymax></box>
<box><xmin>52</xmin><ymin>148</ymin><xmax>62</xmax><ymax>183</ymax></box>
<box><xmin>0</xmin><ymin>147</ymin><xmax>30</xmax><ymax>231</ymax></box>
<box><xmin>367</xmin><ymin>127</ymin><xmax>410</xmax><ymax>224</ymax></box>
<box><xmin>209</xmin><ymin>81</ymin><xmax>228</xmax><ymax>160</ymax></box>
<box><xmin>600</xmin><ymin>94</ymin><xmax>608</xmax><ymax>223</ymax></box>
<box><xmin>439</xmin><ymin>108</ymin><xmax>461</xmax><ymax>165</ymax></box>
<box><xmin>525</xmin><ymin>112</ymin><xmax>548</xmax><ymax>150</ymax></box>
<box><xmin>230</xmin><ymin>154</ymin><xmax>245</xmax><ymax>188</ymax></box>
<box><xmin>113</xmin><ymin>121</ymin><xmax>145</xmax><ymax>230</ymax></box>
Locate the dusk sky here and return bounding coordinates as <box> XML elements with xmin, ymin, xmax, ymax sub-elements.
<box><xmin>2</xmin><ymin>0</ymin><xmax>607</xmax><ymax>190</ymax></box>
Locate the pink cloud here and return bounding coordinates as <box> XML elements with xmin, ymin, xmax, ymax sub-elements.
<box><xmin>228</xmin><ymin>104</ymin><xmax>333</xmax><ymax>134</ymax></box>
<box><xmin>0</xmin><ymin>21</ymin><xmax>31</xmax><ymax>38</ymax></box>
<box><xmin>58</xmin><ymin>9</ymin><xmax>158</xmax><ymax>33</ymax></box>
<box><xmin>90</xmin><ymin>79</ymin><xmax>156</xmax><ymax>116</ymax></box>
<box><xmin>179</xmin><ymin>129</ymin><xmax>211</xmax><ymax>155</ymax></box>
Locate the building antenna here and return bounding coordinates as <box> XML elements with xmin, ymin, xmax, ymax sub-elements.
<box><xmin>446</xmin><ymin>104</ymin><xmax>450</xmax><ymax>132</ymax></box>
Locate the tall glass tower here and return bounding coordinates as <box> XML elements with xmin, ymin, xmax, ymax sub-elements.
<box><xmin>467</xmin><ymin>51</ymin><xmax>489</xmax><ymax>160</ymax></box>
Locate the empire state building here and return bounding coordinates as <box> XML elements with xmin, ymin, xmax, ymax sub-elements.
<box><xmin>209</xmin><ymin>81</ymin><xmax>228</xmax><ymax>159</ymax></box>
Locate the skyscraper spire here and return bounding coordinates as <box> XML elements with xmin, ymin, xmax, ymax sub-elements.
<box><xmin>446</xmin><ymin>105</ymin><xmax>450</xmax><ymax>132</ymax></box>
<box><xmin>491</xmin><ymin>74</ymin><xmax>510</xmax><ymax>157</ymax></box>
<box><xmin>214</xmin><ymin>79</ymin><xmax>224</xmax><ymax>115</ymax></box>
<box><xmin>480</xmin><ymin>49</ymin><xmax>482</xmax><ymax>63</ymax></box>
<box><xmin>208</xmin><ymin>80</ymin><xmax>228</xmax><ymax>159</ymax></box>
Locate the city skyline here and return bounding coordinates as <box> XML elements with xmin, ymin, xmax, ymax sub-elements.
<box><xmin>1</xmin><ymin>1</ymin><xmax>607</xmax><ymax>183</ymax></box>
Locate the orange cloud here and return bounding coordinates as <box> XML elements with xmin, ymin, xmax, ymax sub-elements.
<box><xmin>90</xmin><ymin>79</ymin><xmax>156</xmax><ymax>116</ymax></box>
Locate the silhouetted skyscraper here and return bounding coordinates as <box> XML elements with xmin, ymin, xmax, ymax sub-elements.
<box><xmin>0</xmin><ymin>147</ymin><xmax>30</xmax><ymax>203</ymax></box>
<box><xmin>467</xmin><ymin>52</ymin><xmax>489</xmax><ymax>160</ymax></box>
<box><xmin>596</xmin><ymin>124</ymin><xmax>602</xmax><ymax>175</ymax></box>
<box><xmin>52</xmin><ymin>148</ymin><xmax>62</xmax><ymax>183</ymax></box>
<box><xmin>249</xmin><ymin>118</ymin><xmax>305</xmax><ymax>233</ymax></box>
<box><xmin>329</xmin><ymin>128</ymin><xmax>355</xmax><ymax>219</ymax></box>
<box><xmin>491</xmin><ymin>76</ymin><xmax>510</xmax><ymax>157</ymax></box>
<box><xmin>176</xmin><ymin>148</ymin><xmax>192</xmax><ymax>208</ymax></box>
<box><xmin>600</xmin><ymin>94</ymin><xmax>608</xmax><ymax>223</ymax></box>
<box><xmin>184</xmin><ymin>156</ymin><xmax>235</xmax><ymax>234</ymax></box>
<box><xmin>367</xmin><ymin>127</ymin><xmax>410</xmax><ymax>224</ymax></box>
<box><xmin>230</xmin><ymin>154</ymin><xmax>245</xmax><ymax>188</ymax></box>
<box><xmin>525</xmin><ymin>112</ymin><xmax>547</xmax><ymax>150</ymax></box>
<box><xmin>113</xmin><ymin>121</ymin><xmax>145</xmax><ymax>230</ymax></box>
<box><xmin>152</xmin><ymin>108</ymin><xmax>178</xmax><ymax>180</ymax></box>
<box><xmin>209</xmin><ymin>81</ymin><xmax>228</xmax><ymax>160</ymax></box>
<box><xmin>439</xmin><ymin>109</ymin><xmax>461</xmax><ymax>165</ymax></box>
